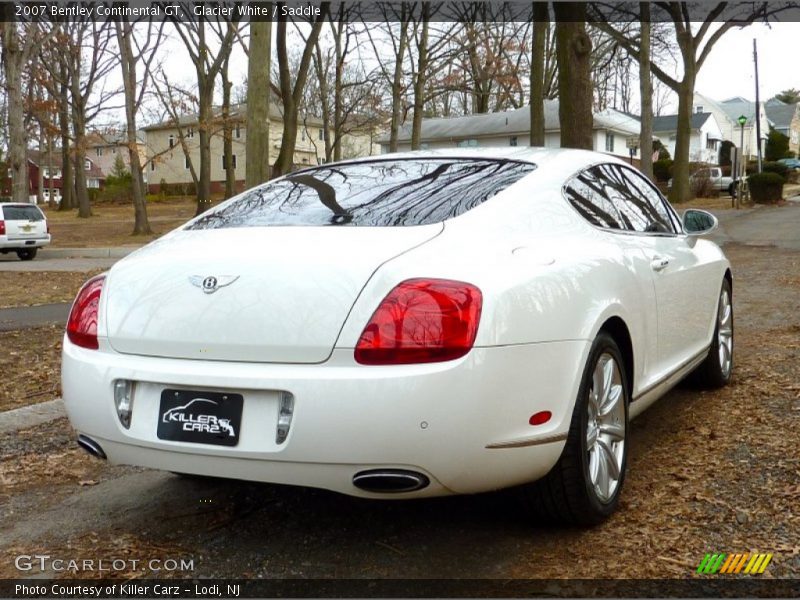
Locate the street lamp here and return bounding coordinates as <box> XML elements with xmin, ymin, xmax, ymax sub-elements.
<box><xmin>736</xmin><ymin>115</ymin><xmax>747</xmax><ymax>208</ymax></box>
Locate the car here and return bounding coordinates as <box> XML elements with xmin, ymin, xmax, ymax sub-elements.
<box><xmin>777</xmin><ymin>157</ymin><xmax>800</xmax><ymax>170</ymax></box>
<box><xmin>62</xmin><ymin>148</ymin><xmax>733</xmax><ymax>525</ymax></box>
<box><xmin>0</xmin><ymin>202</ymin><xmax>51</xmax><ymax>260</ymax></box>
<box><xmin>668</xmin><ymin>166</ymin><xmax>735</xmax><ymax>195</ymax></box>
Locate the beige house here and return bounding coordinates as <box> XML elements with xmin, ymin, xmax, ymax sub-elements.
<box><xmin>143</xmin><ymin>104</ymin><xmax>379</xmax><ymax>194</ymax></box>
<box><xmin>86</xmin><ymin>131</ymin><xmax>148</xmax><ymax>178</ymax></box>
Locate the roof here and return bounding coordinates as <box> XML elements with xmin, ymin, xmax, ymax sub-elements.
<box><xmin>652</xmin><ymin>112</ymin><xmax>713</xmax><ymax>132</ymax></box>
<box><xmin>143</xmin><ymin>103</ymin><xmax>324</xmax><ymax>131</ymax></box>
<box><xmin>376</xmin><ymin>100</ymin><xmax>640</xmax><ymax>144</ymax></box>
<box><xmin>26</xmin><ymin>149</ymin><xmax>104</xmax><ymax>179</ymax></box>
<box><xmin>716</xmin><ymin>97</ymin><xmax>759</xmax><ymax>123</ymax></box>
<box><xmin>764</xmin><ymin>102</ymin><xmax>798</xmax><ymax>131</ymax></box>
<box><xmin>86</xmin><ymin>130</ymin><xmax>146</xmax><ymax>146</ymax></box>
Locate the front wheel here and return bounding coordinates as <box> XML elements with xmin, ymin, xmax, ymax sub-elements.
<box><xmin>689</xmin><ymin>279</ymin><xmax>733</xmax><ymax>389</ymax></box>
<box><xmin>522</xmin><ymin>332</ymin><xmax>629</xmax><ymax>526</ymax></box>
<box><xmin>16</xmin><ymin>248</ymin><xmax>37</xmax><ymax>261</ymax></box>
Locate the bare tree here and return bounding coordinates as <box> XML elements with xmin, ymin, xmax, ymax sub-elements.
<box><xmin>1</xmin><ymin>16</ymin><xmax>38</xmax><ymax>203</ymax></box>
<box><xmin>554</xmin><ymin>3</ymin><xmax>593</xmax><ymax>150</ymax></box>
<box><xmin>272</xmin><ymin>2</ymin><xmax>326</xmax><ymax>177</ymax></box>
<box><xmin>591</xmin><ymin>2</ymin><xmax>783</xmax><ymax>202</ymax></box>
<box><xmin>171</xmin><ymin>10</ymin><xmax>240</xmax><ymax>214</ymax></box>
<box><xmin>364</xmin><ymin>4</ymin><xmax>412</xmax><ymax>152</ymax></box>
<box><xmin>246</xmin><ymin>16</ymin><xmax>272</xmax><ymax>187</ymax></box>
<box><xmin>58</xmin><ymin>19</ymin><xmax>120</xmax><ymax>218</ymax></box>
<box><xmin>115</xmin><ymin>17</ymin><xmax>166</xmax><ymax>235</ymax></box>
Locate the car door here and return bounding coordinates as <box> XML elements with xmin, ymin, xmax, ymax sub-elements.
<box><xmin>608</xmin><ymin>166</ymin><xmax>718</xmax><ymax>377</ymax></box>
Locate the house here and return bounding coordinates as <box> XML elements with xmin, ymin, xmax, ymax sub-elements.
<box><xmin>764</xmin><ymin>98</ymin><xmax>800</xmax><ymax>155</ymax></box>
<box><xmin>143</xmin><ymin>103</ymin><xmax>379</xmax><ymax>194</ymax></box>
<box><xmin>377</xmin><ymin>100</ymin><xmax>641</xmax><ymax>160</ymax></box>
<box><xmin>0</xmin><ymin>150</ymin><xmax>105</xmax><ymax>204</ymax></box>
<box><xmin>86</xmin><ymin>130</ymin><xmax>148</xmax><ymax>178</ymax></box>
<box><xmin>693</xmin><ymin>93</ymin><xmax>769</xmax><ymax>160</ymax></box>
<box><xmin>652</xmin><ymin>112</ymin><xmax>724</xmax><ymax>164</ymax></box>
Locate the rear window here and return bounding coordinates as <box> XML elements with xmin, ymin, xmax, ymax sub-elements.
<box><xmin>186</xmin><ymin>158</ymin><xmax>536</xmax><ymax>229</ymax></box>
<box><xmin>2</xmin><ymin>205</ymin><xmax>44</xmax><ymax>221</ymax></box>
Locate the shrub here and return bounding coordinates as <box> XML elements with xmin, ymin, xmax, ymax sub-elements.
<box><xmin>748</xmin><ymin>172</ymin><xmax>784</xmax><ymax>204</ymax></box>
<box><xmin>156</xmin><ymin>181</ymin><xmax>197</xmax><ymax>197</ymax></box>
<box><xmin>653</xmin><ymin>158</ymin><xmax>673</xmax><ymax>182</ymax></box>
<box><xmin>762</xmin><ymin>161</ymin><xmax>789</xmax><ymax>180</ymax></box>
<box><xmin>690</xmin><ymin>171</ymin><xmax>717</xmax><ymax>198</ymax></box>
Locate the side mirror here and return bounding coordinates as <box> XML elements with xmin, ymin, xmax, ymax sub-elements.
<box><xmin>682</xmin><ymin>209</ymin><xmax>718</xmax><ymax>236</ymax></box>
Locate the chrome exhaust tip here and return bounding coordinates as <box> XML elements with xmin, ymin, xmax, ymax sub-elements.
<box><xmin>77</xmin><ymin>434</ymin><xmax>107</xmax><ymax>460</ymax></box>
<box><xmin>352</xmin><ymin>469</ymin><xmax>430</xmax><ymax>494</ymax></box>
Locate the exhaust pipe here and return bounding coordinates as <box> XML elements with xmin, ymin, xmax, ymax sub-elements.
<box><xmin>77</xmin><ymin>434</ymin><xmax>107</xmax><ymax>460</ymax></box>
<box><xmin>352</xmin><ymin>469</ymin><xmax>429</xmax><ymax>494</ymax></box>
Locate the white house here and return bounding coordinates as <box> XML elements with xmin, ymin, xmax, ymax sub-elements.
<box><xmin>652</xmin><ymin>112</ymin><xmax>724</xmax><ymax>164</ymax></box>
<box><xmin>378</xmin><ymin>100</ymin><xmax>641</xmax><ymax>160</ymax></box>
<box><xmin>693</xmin><ymin>92</ymin><xmax>769</xmax><ymax>160</ymax></box>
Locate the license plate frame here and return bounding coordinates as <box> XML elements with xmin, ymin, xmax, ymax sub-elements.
<box><xmin>157</xmin><ymin>389</ymin><xmax>243</xmax><ymax>447</ymax></box>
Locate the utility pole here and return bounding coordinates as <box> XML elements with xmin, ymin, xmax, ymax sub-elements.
<box><xmin>753</xmin><ymin>38</ymin><xmax>762</xmax><ymax>173</ymax></box>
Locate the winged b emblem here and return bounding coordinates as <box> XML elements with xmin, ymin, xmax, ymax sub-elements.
<box><xmin>189</xmin><ymin>275</ymin><xmax>240</xmax><ymax>294</ymax></box>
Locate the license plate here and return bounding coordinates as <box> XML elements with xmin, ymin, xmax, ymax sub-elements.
<box><xmin>157</xmin><ymin>389</ymin><xmax>243</xmax><ymax>447</ymax></box>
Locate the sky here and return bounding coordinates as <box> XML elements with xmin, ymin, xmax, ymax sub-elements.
<box><xmin>695</xmin><ymin>22</ymin><xmax>799</xmax><ymax>104</ymax></box>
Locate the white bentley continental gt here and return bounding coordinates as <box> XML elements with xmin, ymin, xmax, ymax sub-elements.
<box><xmin>62</xmin><ymin>148</ymin><xmax>733</xmax><ymax>524</ymax></box>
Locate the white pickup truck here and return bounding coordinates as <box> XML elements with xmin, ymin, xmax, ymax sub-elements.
<box><xmin>669</xmin><ymin>167</ymin><xmax>736</xmax><ymax>196</ymax></box>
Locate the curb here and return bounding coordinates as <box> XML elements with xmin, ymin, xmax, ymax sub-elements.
<box><xmin>39</xmin><ymin>247</ymin><xmax>139</xmax><ymax>259</ymax></box>
<box><xmin>0</xmin><ymin>398</ymin><xmax>66</xmax><ymax>434</ymax></box>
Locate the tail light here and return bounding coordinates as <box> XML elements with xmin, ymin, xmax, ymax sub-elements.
<box><xmin>67</xmin><ymin>274</ymin><xmax>106</xmax><ymax>350</ymax></box>
<box><xmin>46</xmin><ymin>221</ymin><xmax>50</xmax><ymax>234</ymax></box>
<box><xmin>0</xmin><ymin>220</ymin><xmax>5</xmax><ymax>235</ymax></box>
<box><xmin>355</xmin><ymin>278</ymin><xmax>482</xmax><ymax>365</ymax></box>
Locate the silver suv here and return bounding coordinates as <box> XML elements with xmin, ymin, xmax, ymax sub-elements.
<box><xmin>0</xmin><ymin>203</ymin><xmax>51</xmax><ymax>261</ymax></box>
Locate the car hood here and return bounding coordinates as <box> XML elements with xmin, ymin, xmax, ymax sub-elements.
<box><xmin>103</xmin><ymin>225</ymin><xmax>442</xmax><ymax>363</ymax></box>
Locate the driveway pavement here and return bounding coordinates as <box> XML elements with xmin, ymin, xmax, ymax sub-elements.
<box><xmin>0</xmin><ymin>246</ymin><xmax>134</xmax><ymax>271</ymax></box>
<box><xmin>0</xmin><ymin>302</ymin><xmax>71</xmax><ymax>331</ymax></box>
<box><xmin>703</xmin><ymin>200</ymin><xmax>800</xmax><ymax>250</ymax></box>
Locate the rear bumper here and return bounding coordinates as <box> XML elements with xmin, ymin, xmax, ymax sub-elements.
<box><xmin>0</xmin><ymin>235</ymin><xmax>50</xmax><ymax>250</ymax></box>
<box><xmin>62</xmin><ymin>338</ymin><xmax>590</xmax><ymax>497</ymax></box>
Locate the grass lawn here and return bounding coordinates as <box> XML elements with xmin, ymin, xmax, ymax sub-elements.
<box><xmin>42</xmin><ymin>198</ymin><xmax>197</xmax><ymax>248</ymax></box>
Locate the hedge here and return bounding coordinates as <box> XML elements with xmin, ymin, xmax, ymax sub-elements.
<box><xmin>748</xmin><ymin>172</ymin><xmax>784</xmax><ymax>204</ymax></box>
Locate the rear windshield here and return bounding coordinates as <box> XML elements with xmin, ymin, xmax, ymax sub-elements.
<box><xmin>2</xmin><ymin>205</ymin><xmax>44</xmax><ymax>221</ymax></box>
<box><xmin>186</xmin><ymin>158</ymin><xmax>536</xmax><ymax>229</ymax></box>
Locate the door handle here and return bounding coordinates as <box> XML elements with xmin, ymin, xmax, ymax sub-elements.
<box><xmin>651</xmin><ymin>256</ymin><xmax>670</xmax><ymax>272</ymax></box>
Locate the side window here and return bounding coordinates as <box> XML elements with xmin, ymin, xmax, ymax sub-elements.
<box><xmin>564</xmin><ymin>166</ymin><xmax>626</xmax><ymax>230</ymax></box>
<box><xmin>614</xmin><ymin>165</ymin><xmax>678</xmax><ymax>234</ymax></box>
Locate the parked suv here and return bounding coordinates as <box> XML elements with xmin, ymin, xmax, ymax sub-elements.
<box><xmin>0</xmin><ymin>203</ymin><xmax>50</xmax><ymax>260</ymax></box>
<box><xmin>668</xmin><ymin>167</ymin><xmax>735</xmax><ymax>196</ymax></box>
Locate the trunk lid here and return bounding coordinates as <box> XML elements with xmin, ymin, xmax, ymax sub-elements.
<box><xmin>104</xmin><ymin>225</ymin><xmax>442</xmax><ymax>363</ymax></box>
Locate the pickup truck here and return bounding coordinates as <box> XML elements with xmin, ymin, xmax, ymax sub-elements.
<box><xmin>668</xmin><ymin>167</ymin><xmax>735</xmax><ymax>196</ymax></box>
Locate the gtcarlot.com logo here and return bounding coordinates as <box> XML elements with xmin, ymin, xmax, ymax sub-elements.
<box><xmin>15</xmin><ymin>554</ymin><xmax>194</xmax><ymax>573</ymax></box>
<box><xmin>697</xmin><ymin>552</ymin><xmax>773</xmax><ymax>575</ymax></box>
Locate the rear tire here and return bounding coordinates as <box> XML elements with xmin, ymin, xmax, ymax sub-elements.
<box><xmin>688</xmin><ymin>279</ymin><xmax>733</xmax><ymax>389</ymax></box>
<box><xmin>16</xmin><ymin>248</ymin><xmax>37</xmax><ymax>261</ymax></box>
<box><xmin>521</xmin><ymin>332</ymin><xmax>629</xmax><ymax>526</ymax></box>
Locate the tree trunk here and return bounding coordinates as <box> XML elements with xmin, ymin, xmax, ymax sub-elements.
<box><xmin>410</xmin><ymin>5</ymin><xmax>429</xmax><ymax>150</ymax></box>
<box><xmin>222</xmin><ymin>55</ymin><xmax>235</xmax><ymax>199</ymax></box>
<box><xmin>58</xmin><ymin>60</ymin><xmax>74</xmax><ymax>211</ymax></box>
<box><xmin>333</xmin><ymin>18</ymin><xmax>344</xmax><ymax>162</ymax></box>
<box><xmin>2</xmin><ymin>21</ymin><xmax>30</xmax><ymax>203</ymax></box>
<box><xmin>638</xmin><ymin>3</ymin><xmax>654</xmax><ymax>179</ymax></box>
<box><xmin>196</xmin><ymin>84</ymin><xmax>213</xmax><ymax>215</ymax></box>
<box><xmin>388</xmin><ymin>10</ymin><xmax>409</xmax><ymax>153</ymax></box>
<box><xmin>314</xmin><ymin>43</ymin><xmax>333</xmax><ymax>161</ymax></box>
<box><xmin>554</xmin><ymin>4</ymin><xmax>593</xmax><ymax>150</ymax></box>
<box><xmin>671</xmin><ymin>75</ymin><xmax>695</xmax><ymax>203</ymax></box>
<box><xmin>72</xmin><ymin>108</ymin><xmax>91</xmax><ymax>218</ymax></box>
<box><xmin>529</xmin><ymin>2</ymin><xmax>547</xmax><ymax>146</ymax></box>
<box><xmin>245</xmin><ymin>18</ymin><xmax>272</xmax><ymax>187</ymax></box>
<box><xmin>273</xmin><ymin>9</ymin><xmax>325</xmax><ymax>178</ymax></box>
<box><xmin>116</xmin><ymin>21</ymin><xmax>152</xmax><ymax>235</ymax></box>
